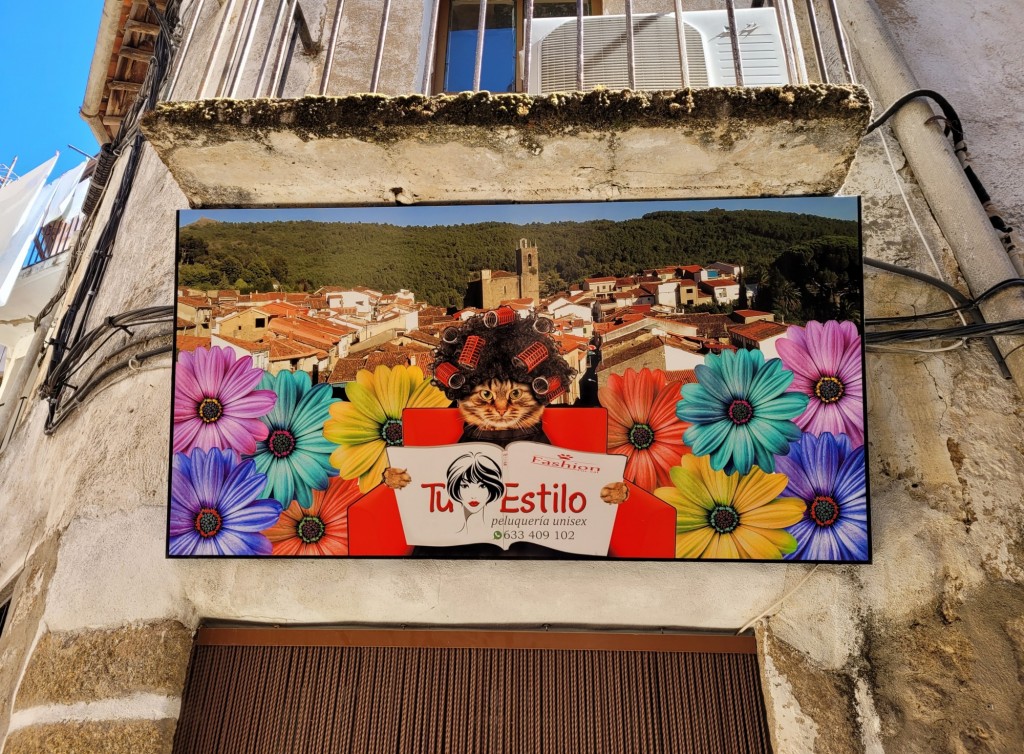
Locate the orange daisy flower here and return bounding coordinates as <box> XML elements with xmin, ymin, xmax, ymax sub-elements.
<box><xmin>262</xmin><ymin>476</ymin><xmax>362</xmax><ymax>556</ymax></box>
<box><xmin>598</xmin><ymin>368</ymin><xmax>691</xmax><ymax>490</ymax></box>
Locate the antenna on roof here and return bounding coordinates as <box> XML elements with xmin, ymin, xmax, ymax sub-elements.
<box><xmin>0</xmin><ymin>157</ymin><xmax>18</xmax><ymax>187</ymax></box>
<box><xmin>66</xmin><ymin>144</ymin><xmax>96</xmax><ymax>160</ymax></box>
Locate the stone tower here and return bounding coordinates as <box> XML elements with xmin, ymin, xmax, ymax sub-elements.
<box><xmin>516</xmin><ymin>238</ymin><xmax>540</xmax><ymax>303</ymax></box>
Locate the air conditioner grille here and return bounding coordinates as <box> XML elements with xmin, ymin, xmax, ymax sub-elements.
<box><xmin>537</xmin><ymin>12</ymin><xmax>787</xmax><ymax>93</ymax></box>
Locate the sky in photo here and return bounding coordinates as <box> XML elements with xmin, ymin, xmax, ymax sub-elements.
<box><xmin>0</xmin><ymin>4</ymin><xmax>102</xmax><ymax>179</ymax></box>
<box><xmin>180</xmin><ymin>196</ymin><xmax>859</xmax><ymax>228</ymax></box>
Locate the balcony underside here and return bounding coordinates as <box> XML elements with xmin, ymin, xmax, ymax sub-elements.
<box><xmin>142</xmin><ymin>87</ymin><xmax>870</xmax><ymax>208</ymax></box>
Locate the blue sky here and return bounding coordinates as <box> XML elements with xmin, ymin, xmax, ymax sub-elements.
<box><xmin>180</xmin><ymin>196</ymin><xmax>858</xmax><ymax>228</ymax></box>
<box><xmin>0</xmin><ymin>4</ymin><xmax>101</xmax><ymax>179</ymax></box>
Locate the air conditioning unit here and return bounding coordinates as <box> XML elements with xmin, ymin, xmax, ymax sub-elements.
<box><xmin>526</xmin><ymin>8</ymin><xmax>790</xmax><ymax>94</ymax></box>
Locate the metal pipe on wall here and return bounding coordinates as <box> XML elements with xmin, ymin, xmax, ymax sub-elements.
<box><xmin>672</xmin><ymin>0</ymin><xmax>690</xmax><ymax>88</ymax></box>
<box><xmin>825</xmin><ymin>0</ymin><xmax>856</xmax><ymax>84</ymax></box>
<box><xmin>770</xmin><ymin>0</ymin><xmax>797</xmax><ymax>85</ymax></box>
<box><xmin>725</xmin><ymin>0</ymin><xmax>744</xmax><ymax>86</ymax></box>
<box><xmin>421</xmin><ymin>0</ymin><xmax>442</xmax><ymax>94</ymax></box>
<box><xmin>371</xmin><ymin>0</ymin><xmax>393</xmax><ymax>93</ymax></box>
<box><xmin>843</xmin><ymin>0</ymin><xmax>1024</xmax><ymax>390</ymax></box>
<box><xmin>260</xmin><ymin>0</ymin><xmax>292</xmax><ymax>96</ymax></box>
<box><xmin>782</xmin><ymin>0</ymin><xmax>808</xmax><ymax>83</ymax></box>
<box><xmin>268</xmin><ymin>1</ymin><xmax>296</xmax><ymax>96</ymax></box>
<box><xmin>576</xmin><ymin>0</ymin><xmax>584</xmax><ymax>91</ymax></box>
<box><xmin>472</xmin><ymin>0</ymin><xmax>488</xmax><ymax>91</ymax></box>
<box><xmin>624</xmin><ymin>0</ymin><xmax>636</xmax><ymax>90</ymax></box>
<box><xmin>228</xmin><ymin>0</ymin><xmax>267</xmax><ymax>97</ymax></box>
<box><xmin>166</xmin><ymin>0</ymin><xmax>207</xmax><ymax>99</ymax></box>
<box><xmin>216</xmin><ymin>0</ymin><xmax>257</xmax><ymax>96</ymax></box>
<box><xmin>522</xmin><ymin>0</ymin><xmax>535</xmax><ymax>92</ymax></box>
<box><xmin>803</xmin><ymin>0</ymin><xmax>829</xmax><ymax>83</ymax></box>
<box><xmin>197</xmin><ymin>0</ymin><xmax>239</xmax><ymax>98</ymax></box>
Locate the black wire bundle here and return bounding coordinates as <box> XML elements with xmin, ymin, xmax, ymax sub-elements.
<box><xmin>39</xmin><ymin>2</ymin><xmax>181</xmax><ymax>431</ymax></box>
<box><xmin>863</xmin><ymin>256</ymin><xmax>1024</xmax><ymax>377</ymax></box>
<box><xmin>42</xmin><ymin>308</ymin><xmax>175</xmax><ymax>433</ymax></box>
<box><xmin>867</xmin><ymin>89</ymin><xmax>1018</xmax><ymax>256</ymax></box>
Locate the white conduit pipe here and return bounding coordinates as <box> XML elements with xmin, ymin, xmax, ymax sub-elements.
<box><xmin>843</xmin><ymin>0</ymin><xmax>1024</xmax><ymax>389</ymax></box>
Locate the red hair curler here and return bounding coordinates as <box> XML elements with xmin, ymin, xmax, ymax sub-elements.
<box><xmin>457</xmin><ymin>335</ymin><xmax>484</xmax><ymax>369</ymax></box>
<box><xmin>532</xmin><ymin>375</ymin><xmax>562</xmax><ymax>396</ymax></box>
<box><xmin>483</xmin><ymin>306</ymin><xmax>516</xmax><ymax>328</ymax></box>
<box><xmin>513</xmin><ymin>341</ymin><xmax>548</xmax><ymax>372</ymax></box>
<box><xmin>433</xmin><ymin>362</ymin><xmax>466</xmax><ymax>389</ymax></box>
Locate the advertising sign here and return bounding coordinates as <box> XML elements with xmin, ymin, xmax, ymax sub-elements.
<box><xmin>168</xmin><ymin>197</ymin><xmax>868</xmax><ymax>561</ymax></box>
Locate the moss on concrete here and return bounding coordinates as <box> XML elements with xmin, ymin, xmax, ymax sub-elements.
<box><xmin>142</xmin><ymin>86</ymin><xmax>871</xmax><ymax>146</ymax></box>
<box><xmin>762</xmin><ymin>628</ymin><xmax>864</xmax><ymax>754</ymax></box>
<box><xmin>0</xmin><ymin>533</ymin><xmax>61</xmax><ymax>744</ymax></box>
<box><xmin>866</xmin><ymin>581</ymin><xmax>1024</xmax><ymax>753</ymax></box>
<box><xmin>15</xmin><ymin>621</ymin><xmax>192</xmax><ymax>709</ymax></box>
<box><xmin>4</xmin><ymin>720</ymin><xmax>176</xmax><ymax>754</ymax></box>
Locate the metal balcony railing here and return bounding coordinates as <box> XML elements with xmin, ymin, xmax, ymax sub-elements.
<box><xmin>167</xmin><ymin>0</ymin><xmax>855</xmax><ymax>102</ymax></box>
<box><xmin>21</xmin><ymin>217</ymin><xmax>81</xmax><ymax>270</ymax></box>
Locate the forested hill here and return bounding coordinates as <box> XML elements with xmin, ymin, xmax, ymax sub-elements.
<box><xmin>177</xmin><ymin>209</ymin><xmax>859</xmax><ymax>310</ymax></box>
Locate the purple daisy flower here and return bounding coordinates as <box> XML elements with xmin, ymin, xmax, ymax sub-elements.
<box><xmin>173</xmin><ymin>346</ymin><xmax>277</xmax><ymax>455</ymax></box>
<box><xmin>169</xmin><ymin>448</ymin><xmax>282</xmax><ymax>556</ymax></box>
<box><xmin>776</xmin><ymin>432</ymin><xmax>868</xmax><ymax>561</ymax></box>
<box><xmin>776</xmin><ymin>320</ymin><xmax>864</xmax><ymax>447</ymax></box>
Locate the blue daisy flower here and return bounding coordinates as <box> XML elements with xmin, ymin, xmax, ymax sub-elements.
<box><xmin>248</xmin><ymin>369</ymin><xmax>341</xmax><ymax>509</ymax></box>
<box><xmin>676</xmin><ymin>348</ymin><xmax>808</xmax><ymax>474</ymax></box>
<box><xmin>169</xmin><ymin>448</ymin><xmax>281</xmax><ymax>556</ymax></box>
<box><xmin>776</xmin><ymin>432</ymin><xmax>868</xmax><ymax>561</ymax></box>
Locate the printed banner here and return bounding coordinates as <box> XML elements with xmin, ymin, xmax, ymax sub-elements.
<box><xmin>167</xmin><ymin>197</ymin><xmax>869</xmax><ymax>562</ymax></box>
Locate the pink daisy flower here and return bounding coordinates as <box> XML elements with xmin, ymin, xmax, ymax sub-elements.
<box><xmin>776</xmin><ymin>320</ymin><xmax>864</xmax><ymax>447</ymax></box>
<box><xmin>173</xmin><ymin>346</ymin><xmax>277</xmax><ymax>455</ymax></box>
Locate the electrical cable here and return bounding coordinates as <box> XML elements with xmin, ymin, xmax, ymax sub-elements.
<box><xmin>736</xmin><ymin>565</ymin><xmax>821</xmax><ymax>635</ymax></box>
<box><xmin>866</xmin><ymin>88</ymin><xmax>1019</xmax><ymax>264</ymax></box>
<box><xmin>40</xmin><ymin>2</ymin><xmax>180</xmax><ymax>432</ymax></box>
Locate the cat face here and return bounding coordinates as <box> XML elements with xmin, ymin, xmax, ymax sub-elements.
<box><xmin>458</xmin><ymin>379</ymin><xmax>544</xmax><ymax>431</ymax></box>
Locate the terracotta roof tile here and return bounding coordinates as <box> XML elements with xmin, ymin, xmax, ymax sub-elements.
<box><xmin>663</xmin><ymin>369</ymin><xmax>699</xmax><ymax>384</ymax></box>
<box><xmin>729</xmin><ymin>321</ymin><xmax>789</xmax><ymax>341</ymax></box>
<box><xmin>214</xmin><ymin>334</ymin><xmax>271</xmax><ymax>353</ymax></box>
<box><xmin>177</xmin><ymin>296</ymin><xmax>210</xmax><ymax>308</ymax></box>
<box><xmin>176</xmin><ymin>335</ymin><xmax>211</xmax><ymax>352</ymax></box>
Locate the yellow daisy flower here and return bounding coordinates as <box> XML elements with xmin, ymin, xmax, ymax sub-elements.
<box><xmin>654</xmin><ymin>454</ymin><xmax>806</xmax><ymax>560</ymax></box>
<box><xmin>324</xmin><ymin>364</ymin><xmax>450</xmax><ymax>494</ymax></box>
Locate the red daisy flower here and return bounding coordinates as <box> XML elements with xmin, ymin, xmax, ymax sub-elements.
<box><xmin>599</xmin><ymin>368</ymin><xmax>691</xmax><ymax>490</ymax></box>
<box><xmin>262</xmin><ymin>476</ymin><xmax>362</xmax><ymax>555</ymax></box>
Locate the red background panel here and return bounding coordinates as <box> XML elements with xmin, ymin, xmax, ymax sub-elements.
<box><xmin>347</xmin><ymin>408</ymin><xmax>677</xmax><ymax>558</ymax></box>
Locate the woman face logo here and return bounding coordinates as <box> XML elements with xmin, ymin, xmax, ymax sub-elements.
<box><xmin>457</xmin><ymin>480</ymin><xmax>489</xmax><ymax>510</ymax></box>
<box><xmin>446</xmin><ymin>452</ymin><xmax>505</xmax><ymax>515</ymax></box>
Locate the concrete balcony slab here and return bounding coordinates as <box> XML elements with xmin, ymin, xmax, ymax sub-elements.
<box><xmin>141</xmin><ymin>87</ymin><xmax>870</xmax><ymax>208</ymax></box>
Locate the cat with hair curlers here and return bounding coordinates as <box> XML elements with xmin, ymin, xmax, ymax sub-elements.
<box><xmin>383</xmin><ymin>311</ymin><xmax>628</xmax><ymax>506</ymax></box>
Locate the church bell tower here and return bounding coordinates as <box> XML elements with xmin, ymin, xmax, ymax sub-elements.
<box><xmin>516</xmin><ymin>238</ymin><xmax>540</xmax><ymax>303</ymax></box>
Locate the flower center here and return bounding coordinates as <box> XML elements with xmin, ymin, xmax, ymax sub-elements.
<box><xmin>708</xmin><ymin>505</ymin><xmax>741</xmax><ymax>534</ymax></box>
<box><xmin>380</xmin><ymin>418</ymin><xmax>404</xmax><ymax>447</ymax></box>
<box><xmin>814</xmin><ymin>376</ymin><xmax>845</xmax><ymax>404</ymax></box>
<box><xmin>727</xmin><ymin>399</ymin><xmax>754</xmax><ymax>425</ymax></box>
<box><xmin>809</xmin><ymin>495</ymin><xmax>840</xmax><ymax>526</ymax></box>
<box><xmin>297</xmin><ymin>515</ymin><xmax>326</xmax><ymax>544</ymax></box>
<box><xmin>628</xmin><ymin>423</ymin><xmax>655</xmax><ymax>450</ymax></box>
<box><xmin>194</xmin><ymin>507</ymin><xmax>222</xmax><ymax>538</ymax></box>
<box><xmin>197</xmin><ymin>397</ymin><xmax>223</xmax><ymax>424</ymax></box>
<box><xmin>268</xmin><ymin>429</ymin><xmax>296</xmax><ymax>458</ymax></box>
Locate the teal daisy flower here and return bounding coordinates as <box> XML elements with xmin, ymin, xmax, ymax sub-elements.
<box><xmin>676</xmin><ymin>349</ymin><xmax>808</xmax><ymax>475</ymax></box>
<box><xmin>247</xmin><ymin>370</ymin><xmax>341</xmax><ymax>509</ymax></box>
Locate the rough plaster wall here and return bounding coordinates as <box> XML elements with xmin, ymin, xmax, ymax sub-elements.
<box><xmin>324</xmin><ymin>0</ymin><xmax>425</xmax><ymax>95</ymax></box>
<box><xmin>756</xmin><ymin>106</ymin><xmax>1024</xmax><ymax>754</ymax></box>
<box><xmin>875</xmin><ymin>0</ymin><xmax>1024</xmax><ymax>236</ymax></box>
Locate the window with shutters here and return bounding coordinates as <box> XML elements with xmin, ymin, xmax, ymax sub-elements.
<box><xmin>436</xmin><ymin>0</ymin><xmax>599</xmax><ymax>93</ymax></box>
